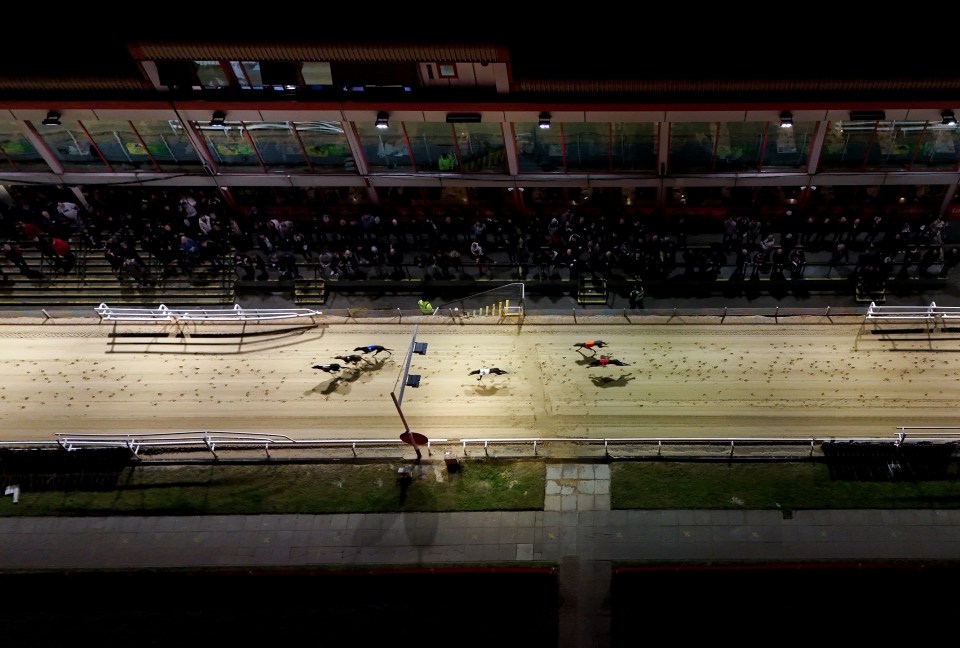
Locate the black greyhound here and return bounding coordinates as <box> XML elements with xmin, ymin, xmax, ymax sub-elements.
<box><xmin>354</xmin><ymin>345</ymin><xmax>393</xmax><ymax>356</ymax></box>
<box><xmin>573</xmin><ymin>340</ymin><xmax>609</xmax><ymax>354</ymax></box>
<box><xmin>587</xmin><ymin>357</ymin><xmax>629</xmax><ymax>367</ymax></box>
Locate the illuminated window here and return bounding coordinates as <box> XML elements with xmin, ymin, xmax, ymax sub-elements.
<box><xmin>437</xmin><ymin>63</ymin><xmax>457</xmax><ymax>79</ymax></box>
<box><xmin>301</xmin><ymin>62</ymin><xmax>332</xmax><ymax>86</ymax></box>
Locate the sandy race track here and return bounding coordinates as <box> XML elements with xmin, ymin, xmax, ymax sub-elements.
<box><xmin>0</xmin><ymin>316</ymin><xmax>958</xmax><ymax>444</ymax></box>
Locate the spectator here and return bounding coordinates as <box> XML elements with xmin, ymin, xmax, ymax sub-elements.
<box><xmin>470</xmin><ymin>241</ymin><xmax>489</xmax><ymax>277</ymax></box>
<box><xmin>2</xmin><ymin>242</ymin><xmax>31</xmax><ymax>276</ymax></box>
<box><xmin>629</xmin><ymin>282</ymin><xmax>645</xmax><ymax>309</ymax></box>
<box><xmin>56</xmin><ymin>201</ymin><xmax>80</xmax><ymax>224</ymax></box>
<box><xmin>49</xmin><ymin>236</ymin><xmax>75</xmax><ymax>274</ymax></box>
<box><xmin>940</xmin><ymin>247</ymin><xmax>960</xmax><ymax>278</ymax></box>
<box><xmin>179</xmin><ymin>234</ymin><xmax>200</xmax><ymax>275</ymax></box>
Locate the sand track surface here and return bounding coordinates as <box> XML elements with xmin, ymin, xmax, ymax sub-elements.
<box><xmin>0</xmin><ymin>318</ymin><xmax>956</xmax><ymax>442</ymax></box>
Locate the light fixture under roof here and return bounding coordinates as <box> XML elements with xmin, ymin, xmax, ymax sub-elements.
<box><xmin>41</xmin><ymin>111</ymin><xmax>61</xmax><ymax>126</ymax></box>
<box><xmin>375</xmin><ymin>111</ymin><xmax>389</xmax><ymax>129</ymax></box>
<box><xmin>538</xmin><ymin>112</ymin><xmax>551</xmax><ymax>129</ymax></box>
<box><xmin>942</xmin><ymin>110</ymin><xmax>957</xmax><ymax>126</ymax></box>
<box><xmin>779</xmin><ymin>111</ymin><xmax>793</xmax><ymax>129</ymax></box>
<box><xmin>209</xmin><ymin>110</ymin><xmax>226</xmax><ymax>127</ymax></box>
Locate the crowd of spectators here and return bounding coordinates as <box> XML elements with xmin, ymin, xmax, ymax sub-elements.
<box><xmin>0</xmin><ymin>187</ymin><xmax>956</xmax><ymax>291</ymax></box>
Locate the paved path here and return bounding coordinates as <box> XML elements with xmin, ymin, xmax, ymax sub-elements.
<box><xmin>3</xmin><ymin>463</ymin><xmax>960</xmax><ymax>647</ymax></box>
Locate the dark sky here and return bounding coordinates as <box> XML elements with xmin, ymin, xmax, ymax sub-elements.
<box><xmin>1</xmin><ymin>17</ymin><xmax>954</xmax><ymax>81</ymax></box>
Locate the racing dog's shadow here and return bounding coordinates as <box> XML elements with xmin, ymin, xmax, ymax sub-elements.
<box><xmin>308</xmin><ymin>368</ymin><xmax>363</xmax><ymax>395</ymax></box>
<box><xmin>469</xmin><ymin>382</ymin><xmax>508</xmax><ymax>396</ymax></box>
<box><xmin>590</xmin><ymin>373</ymin><xmax>635</xmax><ymax>387</ymax></box>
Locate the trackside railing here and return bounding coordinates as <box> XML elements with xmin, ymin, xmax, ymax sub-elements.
<box><xmin>0</xmin><ymin>431</ymin><xmax>950</xmax><ymax>461</ymax></box>
<box><xmin>95</xmin><ymin>303</ymin><xmax>323</xmax><ymax>322</ymax></box>
<box><xmin>47</xmin><ymin>431</ymin><xmax>448</xmax><ymax>459</ymax></box>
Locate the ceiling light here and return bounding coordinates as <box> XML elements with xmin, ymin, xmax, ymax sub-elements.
<box><xmin>375</xmin><ymin>111</ymin><xmax>389</xmax><ymax>129</ymax></box>
<box><xmin>779</xmin><ymin>111</ymin><xmax>793</xmax><ymax>129</ymax></box>
<box><xmin>209</xmin><ymin>111</ymin><xmax>226</xmax><ymax>127</ymax></box>
<box><xmin>942</xmin><ymin>110</ymin><xmax>957</xmax><ymax>126</ymax></box>
<box><xmin>538</xmin><ymin>112</ymin><xmax>551</xmax><ymax>129</ymax></box>
<box><xmin>41</xmin><ymin>111</ymin><xmax>61</xmax><ymax>126</ymax></box>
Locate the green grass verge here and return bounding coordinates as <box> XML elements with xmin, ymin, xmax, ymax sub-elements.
<box><xmin>4</xmin><ymin>459</ymin><xmax>960</xmax><ymax>517</ymax></box>
<box><xmin>611</xmin><ymin>461</ymin><xmax>960</xmax><ymax>510</ymax></box>
<box><xmin>0</xmin><ymin>460</ymin><xmax>545</xmax><ymax>517</ymax></box>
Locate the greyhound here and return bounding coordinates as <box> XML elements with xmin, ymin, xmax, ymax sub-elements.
<box><xmin>354</xmin><ymin>345</ymin><xmax>393</xmax><ymax>356</ymax></box>
<box><xmin>573</xmin><ymin>340</ymin><xmax>609</xmax><ymax>354</ymax></box>
<box><xmin>469</xmin><ymin>367</ymin><xmax>508</xmax><ymax>382</ymax></box>
<box><xmin>587</xmin><ymin>356</ymin><xmax>629</xmax><ymax>367</ymax></box>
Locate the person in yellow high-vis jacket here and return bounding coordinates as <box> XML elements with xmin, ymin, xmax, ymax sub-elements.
<box><xmin>417</xmin><ymin>298</ymin><xmax>434</xmax><ymax>314</ymax></box>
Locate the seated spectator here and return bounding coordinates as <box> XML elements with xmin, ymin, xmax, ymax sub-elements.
<box><xmin>2</xmin><ymin>242</ymin><xmax>31</xmax><ymax>275</ymax></box>
<box><xmin>49</xmin><ymin>236</ymin><xmax>75</xmax><ymax>274</ymax></box>
<box><xmin>120</xmin><ymin>256</ymin><xmax>153</xmax><ymax>287</ymax></box>
<box><xmin>179</xmin><ymin>234</ymin><xmax>201</xmax><ymax>275</ymax></box>
<box><xmin>56</xmin><ymin>201</ymin><xmax>80</xmax><ymax>223</ymax></box>
<box><xmin>234</xmin><ymin>253</ymin><xmax>256</xmax><ymax>281</ymax></box>
<box><xmin>269</xmin><ymin>251</ymin><xmax>300</xmax><ymax>281</ymax></box>
<box><xmin>788</xmin><ymin>247</ymin><xmax>806</xmax><ymax>279</ymax></box>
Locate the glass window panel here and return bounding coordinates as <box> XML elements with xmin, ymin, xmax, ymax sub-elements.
<box><xmin>0</xmin><ymin>120</ymin><xmax>47</xmax><ymax>171</ymax></box>
<box><xmin>761</xmin><ymin>120</ymin><xmax>812</xmax><ymax>170</ymax></box>
<box><xmin>821</xmin><ymin>119</ymin><xmax>960</xmax><ymax>171</ymax></box>
<box><xmin>405</xmin><ymin>122</ymin><xmax>457</xmax><ymax>172</ymax></box>
<box><xmin>236</xmin><ymin>61</ymin><xmax>263</xmax><ymax>89</ymax></box>
<box><xmin>32</xmin><ymin>119</ymin><xmax>107</xmax><ymax>172</ymax></box>
<box><xmin>244</xmin><ymin>122</ymin><xmax>308</xmax><ymax>171</ymax></box>
<box><xmin>194</xmin><ymin>61</ymin><xmax>229</xmax><ymax>89</ymax></box>
<box><xmin>301</xmin><ymin>62</ymin><xmax>332</xmax><ymax>86</ymax></box>
<box><xmin>515</xmin><ymin>122</ymin><xmax>564</xmax><ymax>172</ymax></box>
<box><xmin>195</xmin><ymin>121</ymin><xmax>262</xmax><ymax>171</ymax></box>
<box><xmin>818</xmin><ymin>120</ymin><xmax>875</xmax><ymax>170</ymax></box>
<box><xmin>918</xmin><ymin>122</ymin><xmax>960</xmax><ymax>169</ymax></box>
<box><xmin>295</xmin><ymin>121</ymin><xmax>354</xmax><ymax>171</ymax></box>
<box><xmin>356</xmin><ymin>121</ymin><xmax>414</xmax><ymax>171</ymax></box>
<box><xmin>82</xmin><ymin>120</ymin><xmax>152</xmax><ymax>171</ymax></box>
<box><xmin>129</xmin><ymin>119</ymin><xmax>203</xmax><ymax>170</ymax></box>
<box><xmin>450</xmin><ymin>123</ymin><xmax>506</xmax><ymax>172</ymax></box>
<box><xmin>714</xmin><ymin>122</ymin><xmax>764</xmax><ymax>172</ymax></box>
<box><xmin>668</xmin><ymin>122</ymin><xmax>717</xmax><ymax>173</ymax></box>
<box><xmin>871</xmin><ymin>121</ymin><xmax>920</xmax><ymax>169</ymax></box>
<box><xmin>612</xmin><ymin>123</ymin><xmax>658</xmax><ymax>172</ymax></box>
<box><xmin>562</xmin><ymin>123</ymin><xmax>610</xmax><ymax>172</ymax></box>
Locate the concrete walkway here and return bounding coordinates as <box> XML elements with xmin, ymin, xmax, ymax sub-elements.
<box><xmin>3</xmin><ymin>463</ymin><xmax>960</xmax><ymax>648</ymax></box>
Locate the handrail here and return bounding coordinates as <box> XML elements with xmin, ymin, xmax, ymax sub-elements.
<box><xmin>0</xmin><ymin>429</ymin><xmax>944</xmax><ymax>460</ymax></box>
<box><xmin>95</xmin><ymin>303</ymin><xmax>323</xmax><ymax>322</ymax></box>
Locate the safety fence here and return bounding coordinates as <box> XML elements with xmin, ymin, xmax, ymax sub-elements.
<box><xmin>865</xmin><ymin>301</ymin><xmax>960</xmax><ymax>327</ymax></box>
<box><xmin>304</xmin><ymin>304</ymin><xmax>869</xmax><ymax>324</ymax></box>
<box><xmin>95</xmin><ymin>303</ymin><xmax>322</xmax><ymax>322</ymax></box>
<box><xmin>0</xmin><ymin>429</ymin><xmax>955</xmax><ymax>462</ymax></box>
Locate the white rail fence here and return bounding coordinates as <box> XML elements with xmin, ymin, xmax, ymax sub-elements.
<box><xmin>95</xmin><ymin>303</ymin><xmax>323</xmax><ymax>322</ymax></box>
<box><xmin>0</xmin><ymin>430</ymin><xmax>955</xmax><ymax>461</ymax></box>
<box><xmin>865</xmin><ymin>301</ymin><xmax>960</xmax><ymax>328</ymax></box>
